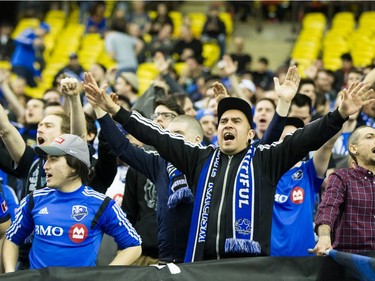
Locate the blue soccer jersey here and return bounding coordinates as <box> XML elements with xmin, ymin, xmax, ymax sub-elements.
<box><xmin>0</xmin><ymin>192</ymin><xmax>10</xmax><ymax>223</ymax></box>
<box><xmin>1</xmin><ymin>184</ymin><xmax>19</xmax><ymax>221</ymax></box>
<box><xmin>271</xmin><ymin>159</ymin><xmax>323</xmax><ymax>256</ymax></box>
<box><xmin>6</xmin><ymin>185</ymin><xmax>141</xmax><ymax>268</ymax></box>
<box><xmin>333</xmin><ymin>131</ymin><xmax>351</xmax><ymax>155</ymax></box>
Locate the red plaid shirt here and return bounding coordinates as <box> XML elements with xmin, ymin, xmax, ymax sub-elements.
<box><xmin>315</xmin><ymin>165</ymin><xmax>375</xmax><ymax>253</ymax></box>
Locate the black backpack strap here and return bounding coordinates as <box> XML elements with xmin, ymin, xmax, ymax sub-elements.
<box><xmin>28</xmin><ymin>192</ymin><xmax>34</xmax><ymax>213</ymax></box>
<box><xmin>91</xmin><ymin>196</ymin><xmax>112</xmax><ymax>229</ymax></box>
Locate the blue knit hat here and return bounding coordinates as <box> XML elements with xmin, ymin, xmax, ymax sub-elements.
<box><xmin>196</xmin><ymin>109</ymin><xmax>214</xmax><ymax>121</ymax></box>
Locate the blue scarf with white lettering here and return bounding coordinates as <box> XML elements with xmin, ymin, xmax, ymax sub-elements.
<box><xmin>184</xmin><ymin>147</ymin><xmax>260</xmax><ymax>262</ymax></box>
<box><xmin>166</xmin><ymin>163</ymin><xmax>193</xmax><ymax>208</ymax></box>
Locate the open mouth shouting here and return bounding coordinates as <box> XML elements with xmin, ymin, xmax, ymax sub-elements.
<box><xmin>223</xmin><ymin>132</ymin><xmax>235</xmax><ymax>142</ymax></box>
<box><xmin>37</xmin><ymin>137</ymin><xmax>45</xmax><ymax>145</ymax></box>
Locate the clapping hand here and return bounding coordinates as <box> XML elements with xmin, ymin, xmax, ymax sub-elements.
<box><xmin>83</xmin><ymin>72</ymin><xmax>120</xmax><ymax>115</ymax></box>
<box><xmin>339</xmin><ymin>82</ymin><xmax>375</xmax><ymax>119</ymax></box>
<box><xmin>274</xmin><ymin>66</ymin><xmax>301</xmax><ymax>103</ymax></box>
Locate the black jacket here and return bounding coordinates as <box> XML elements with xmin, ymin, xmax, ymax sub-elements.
<box><xmin>113</xmin><ymin>107</ymin><xmax>346</xmax><ymax>260</ymax></box>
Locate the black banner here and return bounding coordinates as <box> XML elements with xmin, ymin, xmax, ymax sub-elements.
<box><xmin>0</xmin><ymin>256</ymin><xmax>358</xmax><ymax>281</ymax></box>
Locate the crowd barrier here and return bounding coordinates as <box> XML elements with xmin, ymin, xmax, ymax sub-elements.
<box><xmin>0</xmin><ymin>255</ymin><xmax>359</xmax><ymax>281</ymax></box>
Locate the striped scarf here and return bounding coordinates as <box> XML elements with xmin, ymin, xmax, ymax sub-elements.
<box><xmin>166</xmin><ymin>163</ymin><xmax>193</xmax><ymax>208</ymax></box>
<box><xmin>184</xmin><ymin>147</ymin><xmax>261</xmax><ymax>262</ymax></box>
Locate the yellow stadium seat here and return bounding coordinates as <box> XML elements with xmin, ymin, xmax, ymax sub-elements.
<box><xmin>323</xmin><ymin>57</ymin><xmax>342</xmax><ymax>71</ymax></box>
<box><xmin>81</xmin><ymin>34</ymin><xmax>103</xmax><ymax>45</ymax></box>
<box><xmin>12</xmin><ymin>18</ymin><xmax>40</xmax><ymax>38</ymax></box>
<box><xmin>64</xmin><ymin>24</ymin><xmax>85</xmax><ymax>37</ymax></box>
<box><xmin>45</xmin><ymin>10</ymin><xmax>66</xmax><ymax>20</ymax></box>
<box><xmin>25</xmin><ymin>86</ymin><xmax>45</xmax><ymax>99</ymax></box>
<box><xmin>148</xmin><ymin>11</ymin><xmax>157</xmax><ymax>19</ymax></box>
<box><xmin>81</xmin><ymin>42</ymin><xmax>104</xmax><ymax>52</ymax></box>
<box><xmin>298</xmin><ymin>29</ymin><xmax>323</xmax><ymax>41</ymax></box>
<box><xmin>78</xmin><ymin>51</ymin><xmax>101</xmax><ymax>64</ymax></box>
<box><xmin>354</xmin><ymin>28</ymin><xmax>374</xmax><ymax>37</ymax></box>
<box><xmin>292</xmin><ymin>58</ymin><xmax>313</xmax><ymax>68</ymax></box>
<box><xmin>137</xmin><ymin>63</ymin><xmax>159</xmax><ymax>79</ymax></box>
<box><xmin>219</xmin><ymin>12</ymin><xmax>233</xmax><ymax>36</ymax></box>
<box><xmin>332</xmin><ymin>11</ymin><xmax>354</xmax><ymax>23</ymax></box>
<box><xmin>46</xmin><ymin>55</ymin><xmax>69</xmax><ymax>65</ymax></box>
<box><xmin>43</xmin><ymin>62</ymin><xmax>66</xmax><ymax>72</ymax></box>
<box><xmin>353</xmin><ymin>56</ymin><xmax>372</xmax><ymax>68</ymax></box>
<box><xmin>359</xmin><ymin>11</ymin><xmax>375</xmax><ymax>27</ymax></box>
<box><xmin>137</xmin><ymin>70</ymin><xmax>157</xmax><ymax>81</ymax></box>
<box><xmin>45</xmin><ymin>19</ymin><xmax>64</xmax><ymax>32</ymax></box>
<box><xmin>291</xmin><ymin>50</ymin><xmax>317</xmax><ymax>61</ymax></box>
<box><xmin>188</xmin><ymin>12</ymin><xmax>206</xmax><ymax>37</ymax></box>
<box><xmin>323</xmin><ymin>47</ymin><xmax>349</xmax><ymax>58</ymax></box>
<box><xmin>97</xmin><ymin>51</ymin><xmax>117</xmax><ymax>69</ymax></box>
<box><xmin>0</xmin><ymin>61</ymin><xmax>11</xmax><ymax>70</ymax></box>
<box><xmin>18</xmin><ymin>18</ymin><xmax>40</xmax><ymax>27</ymax></box>
<box><xmin>302</xmin><ymin>12</ymin><xmax>326</xmax><ymax>31</ymax></box>
<box><xmin>173</xmin><ymin>62</ymin><xmax>187</xmax><ymax>76</ymax></box>
<box><xmin>169</xmin><ymin>11</ymin><xmax>183</xmax><ymax>37</ymax></box>
<box><xmin>82</xmin><ymin>62</ymin><xmax>96</xmax><ymax>71</ymax></box>
<box><xmin>143</xmin><ymin>33</ymin><xmax>152</xmax><ymax>44</ymax></box>
<box><xmin>137</xmin><ymin>78</ymin><xmax>153</xmax><ymax>96</ymax></box>
<box><xmin>202</xmin><ymin>42</ymin><xmax>220</xmax><ymax>68</ymax></box>
<box><xmin>104</xmin><ymin>1</ymin><xmax>115</xmax><ymax>18</ymax></box>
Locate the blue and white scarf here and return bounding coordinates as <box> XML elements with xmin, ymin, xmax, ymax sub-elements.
<box><xmin>185</xmin><ymin>147</ymin><xmax>261</xmax><ymax>262</ymax></box>
<box><xmin>167</xmin><ymin>163</ymin><xmax>193</xmax><ymax>208</ymax></box>
<box><xmin>361</xmin><ymin>112</ymin><xmax>375</xmax><ymax>127</ymax></box>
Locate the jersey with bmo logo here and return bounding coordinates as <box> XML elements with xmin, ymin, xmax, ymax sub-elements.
<box><xmin>271</xmin><ymin>159</ymin><xmax>323</xmax><ymax>256</ymax></box>
<box><xmin>6</xmin><ymin>185</ymin><xmax>141</xmax><ymax>269</ymax></box>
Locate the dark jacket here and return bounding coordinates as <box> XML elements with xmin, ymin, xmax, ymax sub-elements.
<box><xmin>122</xmin><ymin>166</ymin><xmax>159</xmax><ymax>259</ymax></box>
<box><xmin>113</xmin><ymin>107</ymin><xmax>346</xmax><ymax>260</ymax></box>
<box><xmin>98</xmin><ymin>114</ymin><xmax>191</xmax><ymax>262</ymax></box>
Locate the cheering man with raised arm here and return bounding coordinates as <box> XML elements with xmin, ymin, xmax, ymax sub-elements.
<box><xmin>85</xmin><ymin>67</ymin><xmax>374</xmax><ymax>262</ymax></box>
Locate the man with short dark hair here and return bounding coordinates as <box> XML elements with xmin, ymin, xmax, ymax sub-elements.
<box><xmin>288</xmin><ymin>93</ymin><xmax>312</xmax><ymax>126</ymax></box>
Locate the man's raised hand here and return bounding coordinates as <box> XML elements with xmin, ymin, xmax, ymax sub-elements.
<box><xmin>339</xmin><ymin>82</ymin><xmax>375</xmax><ymax>119</ymax></box>
<box><xmin>60</xmin><ymin>77</ymin><xmax>82</xmax><ymax>96</ymax></box>
<box><xmin>274</xmin><ymin>66</ymin><xmax>301</xmax><ymax>103</ymax></box>
<box><xmin>84</xmin><ymin>74</ymin><xmax>120</xmax><ymax>115</ymax></box>
<box><xmin>213</xmin><ymin>82</ymin><xmax>229</xmax><ymax>104</ymax></box>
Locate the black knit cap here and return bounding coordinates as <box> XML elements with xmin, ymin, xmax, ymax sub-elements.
<box><xmin>217</xmin><ymin>97</ymin><xmax>253</xmax><ymax>128</ymax></box>
<box><xmin>285</xmin><ymin>117</ymin><xmax>305</xmax><ymax>129</ymax></box>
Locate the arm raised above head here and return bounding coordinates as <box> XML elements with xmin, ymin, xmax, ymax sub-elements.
<box><xmin>0</xmin><ymin>103</ymin><xmax>26</xmax><ymax>165</ymax></box>
<box><xmin>338</xmin><ymin>82</ymin><xmax>375</xmax><ymax>119</ymax></box>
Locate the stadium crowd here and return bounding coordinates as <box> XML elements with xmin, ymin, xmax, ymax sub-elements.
<box><xmin>0</xmin><ymin>0</ymin><xmax>374</xmax><ymax>274</ymax></box>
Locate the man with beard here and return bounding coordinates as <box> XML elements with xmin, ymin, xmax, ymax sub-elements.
<box><xmin>314</xmin><ymin>125</ymin><xmax>375</xmax><ymax>256</ymax></box>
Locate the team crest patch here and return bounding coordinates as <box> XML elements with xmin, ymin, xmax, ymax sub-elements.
<box><xmin>292</xmin><ymin>169</ymin><xmax>303</xmax><ymax>181</ymax></box>
<box><xmin>235</xmin><ymin>218</ymin><xmax>252</xmax><ymax>235</ymax></box>
<box><xmin>71</xmin><ymin>205</ymin><xmax>88</xmax><ymax>221</ymax></box>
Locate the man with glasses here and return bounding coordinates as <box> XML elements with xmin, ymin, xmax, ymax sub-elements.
<box><xmin>118</xmin><ymin>96</ymin><xmax>185</xmax><ymax>265</ymax></box>
<box><xmin>151</xmin><ymin>98</ymin><xmax>184</xmax><ymax>129</ymax></box>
